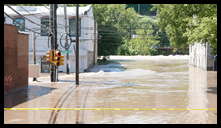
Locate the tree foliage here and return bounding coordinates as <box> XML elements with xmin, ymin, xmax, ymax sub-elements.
<box><xmin>93</xmin><ymin>4</ymin><xmax>162</xmax><ymax>56</ymax></box>
<box><xmin>119</xmin><ymin>17</ymin><xmax>160</xmax><ymax>55</ymax></box>
<box><xmin>93</xmin><ymin>4</ymin><xmax>141</xmax><ymax>56</ymax></box>
<box><xmin>154</xmin><ymin>4</ymin><xmax>217</xmax><ymax>54</ymax></box>
<box><xmin>126</xmin><ymin>4</ymin><xmax>156</xmax><ymax>16</ymax></box>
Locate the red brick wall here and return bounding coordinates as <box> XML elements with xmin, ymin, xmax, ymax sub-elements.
<box><xmin>17</xmin><ymin>33</ymin><xmax>29</xmax><ymax>89</ymax></box>
<box><xmin>4</xmin><ymin>24</ymin><xmax>28</xmax><ymax>94</ymax></box>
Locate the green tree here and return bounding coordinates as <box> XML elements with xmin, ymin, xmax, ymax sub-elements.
<box><xmin>183</xmin><ymin>4</ymin><xmax>217</xmax><ymax>54</ymax></box>
<box><xmin>119</xmin><ymin>17</ymin><xmax>160</xmax><ymax>55</ymax></box>
<box><xmin>126</xmin><ymin>4</ymin><xmax>156</xmax><ymax>16</ymax></box>
<box><xmin>154</xmin><ymin>4</ymin><xmax>217</xmax><ymax>54</ymax></box>
<box><xmin>93</xmin><ymin>4</ymin><xmax>140</xmax><ymax>56</ymax></box>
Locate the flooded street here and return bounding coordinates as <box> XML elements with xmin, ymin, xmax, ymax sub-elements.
<box><xmin>4</xmin><ymin>55</ymin><xmax>217</xmax><ymax>124</ymax></box>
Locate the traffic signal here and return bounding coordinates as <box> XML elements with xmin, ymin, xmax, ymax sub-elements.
<box><xmin>55</xmin><ymin>50</ymin><xmax>64</xmax><ymax>66</ymax></box>
<box><xmin>45</xmin><ymin>50</ymin><xmax>64</xmax><ymax>66</ymax></box>
<box><xmin>46</xmin><ymin>50</ymin><xmax>53</xmax><ymax>63</ymax></box>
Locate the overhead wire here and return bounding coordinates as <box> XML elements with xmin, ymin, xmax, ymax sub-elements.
<box><xmin>6</xmin><ymin>5</ymin><xmax>46</xmax><ymax>28</ymax></box>
<box><xmin>5</xmin><ymin>13</ymin><xmax>155</xmax><ymax>51</ymax></box>
<box><xmin>5</xmin><ymin>5</ymin><xmax>156</xmax><ymax>43</ymax></box>
<box><xmin>19</xmin><ymin>6</ymin><xmax>67</xmax><ymax>29</ymax></box>
<box><xmin>7</xmin><ymin>5</ymin><xmax>151</xmax><ymax>34</ymax></box>
<box><xmin>4</xmin><ymin>12</ymin><xmax>41</xmax><ymax>34</ymax></box>
<box><xmin>6</xmin><ymin>5</ymin><xmax>156</xmax><ymax>31</ymax></box>
<box><xmin>4</xmin><ymin>12</ymin><xmax>152</xmax><ymax>39</ymax></box>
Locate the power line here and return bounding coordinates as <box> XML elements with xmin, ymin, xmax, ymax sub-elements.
<box><xmin>6</xmin><ymin>5</ymin><xmax>45</xmax><ymax>28</ymax></box>
<box><xmin>6</xmin><ymin>6</ymin><xmax>156</xmax><ymax>38</ymax></box>
<box><xmin>27</xmin><ymin>5</ymin><xmax>95</xmax><ymax>27</ymax></box>
<box><xmin>19</xmin><ymin>6</ymin><xmax>66</xmax><ymax>28</ymax></box>
<box><xmin>6</xmin><ymin>7</ymin><xmax>135</xmax><ymax>33</ymax></box>
<box><xmin>6</xmin><ymin>6</ymin><xmax>156</xmax><ymax>32</ymax></box>
<box><xmin>4</xmin><ymin>12</ymin><xmax>41</xmax><ymax>34</ymax></box>
<box><xmin>4</xmin><ymin>12</ymin><xmax>153</xmax><ymax>38</ymax></box>
<box><xmin>5</xmin><ymin>12</ymin><xmax>156</xmax><ymax>45</ymax></box>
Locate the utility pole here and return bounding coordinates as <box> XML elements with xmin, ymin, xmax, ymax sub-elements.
<box><xmin>76</xmin><ymin>4</ymin><xmax>79</xmax><ymax>85</ymax></box>
<box><xmin>33</xmin><ymin>32</ymin><xmax>37</xmax><ymax>81</ymax></box>
<box><xmin>64</xmin><ymin>4</ymin><xmax>70</xmax><ymax>74</ymax></box>
<box><xmin>50</xmin><ymin>4</ymin><xmax>58</xmax><ymax>82</ymax></box>
<box><xmin>93</xmin><ymin>21</ymin><xmax>96</xmax><ymax>65</ymax></box>
<box><xmin>138</xmin><ymin>4</ymin><xmax>140</xmax><ymax>14</ymax></box>
<box><xmin>95</xmin><ymin>23</ymin><xmax>98</xmax><ymax>64</ymax></box>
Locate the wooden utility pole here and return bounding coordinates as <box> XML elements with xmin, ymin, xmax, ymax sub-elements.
<box><xmin>93</xmin><ymin>21</ymin><xmax>96</xmax><ymax>65</ymax></box>
<box><xmin>64</xmin><ymin>4</ymin><xmax>70</xmax><ymax>74</ymax></box>
<box><xmin>50</xmin><ymin>4</ymin><xmax>58</xmax><ymax>82</ymax></box>
<box><xmin>76</xmin><ymin>4</ymin><xmax>79</xmax><ymax>85</ymax></box>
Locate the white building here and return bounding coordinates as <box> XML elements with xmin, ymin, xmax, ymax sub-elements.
<box><xmin>4</xmin><ymin>5</ymin><xmax>98</xmax><ymax>72</ymax></box>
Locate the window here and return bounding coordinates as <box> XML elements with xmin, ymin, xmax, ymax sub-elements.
<box><xmin>41</xmin><ymin>17</ymin><xmax>49</xmax><ymax>36</ymax></box>
<box><xmin>69</xmin><ymin>18</ymin><xmax>81</xmax><ymax>37</ymax></box>
<box><xmin>13</xmin><ymin>18</ymin><xmax>25</xmax><ymax>31</ymax></box>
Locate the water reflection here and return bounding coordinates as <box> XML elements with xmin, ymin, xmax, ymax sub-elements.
<box><xmin>175</xmin><ymin>66</ymin><xmax>208</xmax><ymax>124</ymax></box>
<box><xmin>4</xmin><ymin>85</ymin><xmax>56</xmax><ymax>108</ymax></box>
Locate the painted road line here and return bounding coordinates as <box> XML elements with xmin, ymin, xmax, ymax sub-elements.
<box><xmin>4</xmin><ymin>108</ymin><xmax>216</xmax><ymax>111</ymax></box>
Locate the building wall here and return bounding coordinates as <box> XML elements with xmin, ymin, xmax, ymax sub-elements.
<box><xmin>189</xmin><ymin>42</ymin><xmax>214</xmax><ymax>70</ymax></box>
<box><xmin>4</xmin><ymin>24</ymin><xmax>29</xmax><ymax>94</ymax></box>
<box><xmin>17</xmin><ymin>33</ymin><xmax>29</xmax><ymax>88</ymax></box>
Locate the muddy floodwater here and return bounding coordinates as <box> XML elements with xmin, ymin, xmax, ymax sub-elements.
<box><xmin>4</xmin><ymin>55</ymin><xmax>217</xmax><ymax>124</ymax></box>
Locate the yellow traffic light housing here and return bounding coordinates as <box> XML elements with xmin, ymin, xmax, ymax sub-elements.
<box><xmin>46</xmin><ymin>50</ymin><xmax>53</xmax><ymax>63</ymax></box>
<box><xmin>58</xmin><ymin>55</ymin><xmax>64</xmax><ymax>66</ymax></box>
<box><xmin>45</xmin><ymin>50</ymin><xmax>64</xmax><ymax>66</ymax></box>
<box><xmin>54</xmin><ymin>50</ymin><xmax>64</xmax><ymax>66</ymax></box>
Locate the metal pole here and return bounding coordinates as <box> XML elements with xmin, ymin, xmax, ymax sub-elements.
<box><xmin>49</xmin><ymin>4</ymin><xmax>54</xmax><ymax>82</ymax></box>
<box><xmin>54</xmin><ymin>4</ymin><xmax>58</xmax><ymax>81</ymax></box>
<box><xmin>93</xmin><ymin>21</ymin><xmax>96</xmax><ymax>65</ymax></box>
<box><xmin>50</xmin><ymin>4</ymin><xmax>58</xmax><ymax>82</ymax></box>
<box><xmin>64</xmin><ymin>4</ymin><xmax>70</xmax><ymax>74</ymax></box>
<box><xmin>76</xmin><ymin>4</ymin><xmax>79</xmax><ymax>85</ymax></box>
<box><xmin>33</xmin><ymin>32</ymin><xmax>37</xmax><ymax>81</ymax></box>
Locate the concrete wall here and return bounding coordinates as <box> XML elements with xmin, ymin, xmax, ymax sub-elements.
<box><xmin>4</xmin><ymin>24</ymin><xmax>29</xmax><ymax>94</ymax></box>
<box><xmin>189</xmin><ymin>42</ymin><xmax>214</xmax><ymax>70</ymax></box>
<box><xmin>87</xmin><ymin>51</ymin><xmax>94</xmax><ymax>69</ymax></box>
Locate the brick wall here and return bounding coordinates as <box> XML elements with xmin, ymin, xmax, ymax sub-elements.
<box><xmin>17</xmin><ymin>33</ymin><xmax>29</xmax><ymax>89</ymax></box>
<box><xmin>4</xmin><ymin>24</ymin><xmax>18</xmax><ymax>93</ymax></box>
<box><xmin>4</xmin><ymin>24</ymin><xmax>29</xmax><ymax>94</ymax></box>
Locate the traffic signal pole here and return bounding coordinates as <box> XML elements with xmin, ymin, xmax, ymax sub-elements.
<box><xmin>50</xmin><ymin>4</ymin><xmax>58</xmax><ymax>82</ymax></box>
<box><xmin>76</xmin><ymin>4</ymin><xmax>79</xmax><ymax>85</ymax></box>
<box><xmin>64</xmin><ymin>4</ymin><xmax>70</xmax><ymax>74</ymax></box>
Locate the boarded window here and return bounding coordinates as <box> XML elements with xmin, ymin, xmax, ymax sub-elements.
<box><xmin>13</xmin><ymin>18</ymin><xmax>25</xmax><ymax>31</ymax></box>
<box><xmin>41</xmin><ymin>17</ymin><xmax>49</xmax><ymax>36</ymax></box>
<box><xmin>69</xmin><ymin>18</ymin><xmax>81</xmax><ymax>37</ymax></box>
